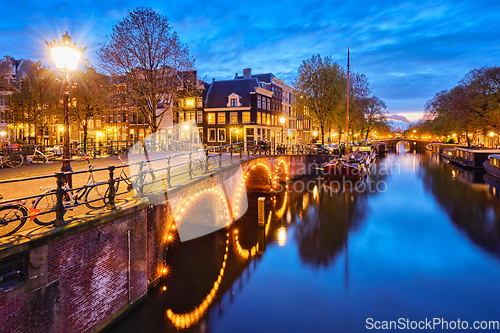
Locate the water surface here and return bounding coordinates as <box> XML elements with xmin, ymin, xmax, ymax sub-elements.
<box><xmin>107</xmin><ymin>152</ymin><xmax>500</xmax><ymax>332</ymax></box>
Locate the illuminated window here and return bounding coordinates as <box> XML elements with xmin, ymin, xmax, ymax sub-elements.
<box><xmin>197</xmin><ymin>111</ymin><xmax>203</xmax><ymax>123</ymax></box>
<box><xmin>257</xmin><ymin>112</ymin><xmax>261</xmax><ymax>124</ymax></box>
<box><xmin>218</xmin><ymin>128</ymin><xmax>226</xmax><ymax>142</ymax></box>
<box><xmin>186</xmin><ymin>98</ymin><xmax>195</xmax><ymax>108</ymax></box>
<box><xmin>208</xmin><ymin>113</ymin><xmax>216</xmax><ymax>124</ymax></box>
<box><xmin>243</xmin><ymin>112</ymin><xmax>251</xmax><ymax>123</ymax></box>
<box><xmin>197</xmin><ymin>97</ymin><xmax>202</xmax><ymax>108</ymax></box>
<box><xmin>266</xmin><ymin>114</ymin><xmax>270</xmax><ymax>125</ymax></box>
<box><xmin>230</xmin><ymin>112</ymin><xmax>238</xmax><ymax>124</ymax></box>
<box><xmin>208</xmin><ymin>128</ymin><xmax>216</xmax><ymax>142</ymax></box>
<box><xmin>218</xmin><ymin>112</ymin><xmax>226</xmax><ymax>124</ymax></box>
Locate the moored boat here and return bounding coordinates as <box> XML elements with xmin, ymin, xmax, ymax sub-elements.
<box><xmin>322</xmin><ymin>149</ymin><xmax>373</xmax><ymax>178</ymax></box>
<box><xmin>483</xmin><ymin>154</ymin><xmax>500</xmax><ymax>179</ymax></box>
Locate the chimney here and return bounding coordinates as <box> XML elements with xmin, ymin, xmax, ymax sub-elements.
<box><xmin>234</xmin><ymin>72</ymin><xmax>238</xmax><ymax>79</ymax></box>
<box><xmin>243</xmin><ymin>68</ymin><xmax>251</xmax><ymax>79</ymax></box>
<box><xmin>212</xmin><ymin>78</ymin><xmax>215</xmax><ymax>82</ymax></box>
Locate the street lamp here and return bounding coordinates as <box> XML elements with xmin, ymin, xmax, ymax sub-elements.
<box><xmin>46</xmin><ymin>32</ymin><xmax>86</xmax><ymax>187</ymax></box>
<box><xmin>279</xmin><ymin>116</ymin><xmax>286</xmax><ymax>144</ymax></box>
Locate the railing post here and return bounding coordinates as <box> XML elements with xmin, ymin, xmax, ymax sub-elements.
<box><xmin>247</xmin><ymin>141</ymin><xmax>250</xmax><ymax>159</ymax></box>
<box><xmin>107</xmin><ymin>165</ymin><xmax>116</xmax><ymax>210</ymax></box>
<box><xmin>239</xmin><ymin>143</ymin><xmax>243</xmax><ymax>161</ymax></box>
<box><xmin>138</xmin><ymin>161</ymin><xmax>145</xmax><ymax>197</ymax></box>
<box><xmin>205</xmin><ymin>148</ymin><xmax>209</xmax><ymax>173</ymax></box>
<box><xmin>54</xmin><ymin>172</ymin><xmax>66</xmax><ymax>227</ymax></box>
<box><xmin>230</xmin><ymin>144</ymin><xmax>233</xmax><ymax>164</ymax></box>
<box><xmin>188</xmin><ymin>152</ymin><xmax>193</xmax><ymax>180</ymax></box>
<box><xmin>166</xmin><ymin>156</ymin><xmax>171</xmax><ymax>187</ymax></box>
<box><xmin>219</xmin><ymin>146</ymin><xmax>222</xmax><ymax>169</ymax></box>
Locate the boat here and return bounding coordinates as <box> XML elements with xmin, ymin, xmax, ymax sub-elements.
<box><xmin>451</xmin><ymin>147</ymin><xmax>500</xmax><ymax>169</ymax></box>
<box><xmin>322</xmin><ymin>149</ymin><xmax>373</xmax><ymax>178</ymax></box>
<box><xmin>483</xmin><ymin>154</ymin><xmax>500</xmax><ymax>179</ymax></box>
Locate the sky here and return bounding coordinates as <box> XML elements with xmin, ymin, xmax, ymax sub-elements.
<box><xmin>1</xmin><ymin>0</ymin><xmax>499</xmax><ymax>129</ymax></box>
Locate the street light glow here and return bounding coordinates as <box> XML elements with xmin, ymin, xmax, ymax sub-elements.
<box><xmin>46</xmin><ymin>32</ymin><xmax>86</xmax><ymax>71</ymax></box>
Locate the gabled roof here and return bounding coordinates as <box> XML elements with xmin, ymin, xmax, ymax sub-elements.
<box><xmin>234</xmin><ymin>73</ymin><xmax>274</xmax><ymax>83</ymax></box>
<box><xmin>206</xmin><ymin>78</ymin><xmax>261</xmax><ymax>108</ymax></box>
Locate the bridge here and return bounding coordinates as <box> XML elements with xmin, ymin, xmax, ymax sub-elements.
<box><xmin>0</xmin><ymin>144</ymin><xmax>330</xmax><ymax>333</ymax></box>
<box><xmin>375</xmin><ymin>138</ymin><xmax>431</xmax><ymax>150</ymax></box>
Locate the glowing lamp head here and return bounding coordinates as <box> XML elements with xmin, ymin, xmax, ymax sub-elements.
<box><xmin>46</xmin><ymin>32</ymin><xmax>86</xmax><ymax>71</ymax></box>
<box><xmin>313</xmin><ymin>131</ymin><xmax>318</xmax><ymax>137</ymax></box>
<box><xmin>280</xmin><ymin>116</ymin><xmax>285</xmax><ymax>124</ymax></box>
<box><xmin>489</xmin><ymin>132</ymin><xmax>495</xmax><ymax>137</ymax></box>
<box><xmin>184</xmin><ymin>124</ymin><xmax>189</xmax><ymax>131</ymax></box>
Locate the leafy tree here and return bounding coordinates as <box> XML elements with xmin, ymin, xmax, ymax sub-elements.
<box><xmin>294</xmin><ymin>55</ymin><xmax>346</xmax><ymax>145</ymax></box>
<box><xmin>97</xmin><ymin>6</ymin><xmax>194</xmax><ymax>133</ymax></box>
<box><xmin>4</xmin><ymin>61</ymin><xmax>60</xmax><ymax>143</ymax></box>
<box><xmin>71</xmin><ymin>66</ymin><xmax>109</xmax><ymax>152</ymax></box>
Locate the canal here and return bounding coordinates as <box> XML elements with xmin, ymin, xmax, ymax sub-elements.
<box><xmin>106</xmin><ymin>151</ymin><xmax>500</xmax><ymax>332</ymax></box>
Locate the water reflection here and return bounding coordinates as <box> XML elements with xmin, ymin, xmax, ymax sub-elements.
<box><xmin>420</xmin><ymin>152</ymin><xmax>500</xmax><ymax>258</ymax></box>
<box><xmin>107</xmin><ymin>153</ymin><xmax>500</xmax><ymax>333</ymax></box>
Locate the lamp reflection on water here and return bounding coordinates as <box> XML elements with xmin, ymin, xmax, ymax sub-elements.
<box><xmin>277</xmin><ymin>227</ymin><xmax>287</xmax><ymax>247</ymax></box>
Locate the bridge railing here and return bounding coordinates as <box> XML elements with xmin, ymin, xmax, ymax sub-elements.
<box><xmin>0</xmin><ymin>140</ymin><xmax>332</xmax><ymax>239</ymax></box>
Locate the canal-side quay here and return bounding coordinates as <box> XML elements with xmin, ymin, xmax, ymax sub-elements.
<box><xmin>0</xmin><ymin>154</ymin><xmax>329</xmax><ymax>333</ymax></box>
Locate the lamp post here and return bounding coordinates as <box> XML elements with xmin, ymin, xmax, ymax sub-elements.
<box><xmin>46</xmin><ymin>32</ymin><xmax>86</xmax><ymax>188</ymax></box>
<box><xmin>279</xmin><ymin>116</ymin><xmax>286</xmax><ymax>144</ymax></box>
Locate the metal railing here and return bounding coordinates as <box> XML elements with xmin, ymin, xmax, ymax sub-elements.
<box><xmin>0</xmin><ymin>140</ymin><xmax>335</xmax><ymax>238</ymax></box>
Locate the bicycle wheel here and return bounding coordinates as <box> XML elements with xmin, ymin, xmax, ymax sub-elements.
<box><xmin>32</xmin><ymin>192</ymin><xmax>58</xmax><ymax>225</ymax></box>
<box><xmin>207</xmin><ymin>156</ymin><xmax>216</xmax><ymax>171</ymax></box>
<box><xmin>85</xmin><ymin>182</ymin><xmax>108</xmax><ymax>209</ymax></box>
<box><xmin>191</xmin><ymin>159</ymin><xmax>202</xmax><ymax>176</ymax></box>
<box><xmin>6</xmin><ymin>154</ymin><xmax>23</xmax><ymax>168</ymax></box>
<box><xmin>0</xmin><ymin>205</ymin><xmax>28</xmax><ymax>237</ymax></box>
<box><xmin>142</xmin><ymin>171</ymin><xmax>156</xmax><ymax>194</ymax></box>
<box><xmin>32</xmin><ymin>153</ymin><xmax>45</xmax><ymax>164</ymax></box>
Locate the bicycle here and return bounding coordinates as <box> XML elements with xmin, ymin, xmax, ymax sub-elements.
<box><xmin>28</xmin><ymin>145</ymin><xmax>54</xmax><ymax>164</ymax></box>
<box><xmin>109</xmin><ymin>155</ymin><xmax>156</xmax><ymax>198</ymax></box>
<box><xmin>0</xmin><ymin>149</ymin><xmax>24</xmax><ymax>168</ymax></box>
<box><xmin>31</xmin><ymin>157</ymin><xmax>108</xmax><ymax>225</ymax></box>
<box><xmin>0</xmin><ymin>194</ymin><xmax>30</xmax><ymax>237</ymax></box>
<box><xmin>191</xmin><ymin>152</ymin><xmax>216</xmax><ymax>176</ymax></box>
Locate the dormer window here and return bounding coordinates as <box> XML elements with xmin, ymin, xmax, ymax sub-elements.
<box><xmin>227</xmin><ymin>93</ymin><xmax>241</xmax><ymax>107</ymax></box>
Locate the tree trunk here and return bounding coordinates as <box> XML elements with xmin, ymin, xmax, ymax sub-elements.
<box><xmin>320</xmin><ymin>123</ymin><xmax>325</xmax><ymax>145</ymax></box>
<box><xmin>83</xmin><ymin>124</ymin><xmax>88</xmax><ymax>153</ymax></box>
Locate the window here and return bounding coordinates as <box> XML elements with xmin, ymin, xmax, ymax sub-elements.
<box><xmin>230</xmin><ymin>98</ymin><xmax>237</xmax><ymax>107</ymax></box>
<box><xmin>218</xmin><ymin>128</ymin><xmax>226</xmax><ymax>142</ymax></box>
<box><xmin>208</xmin><ymin>128</ymin><xmax>216</xmax><ymax>142</ymax></box>
<box><xmin>266</xmin><ymin>114</ymin><xmax>270</xmax><ymax>125</ymax></box>
<box><xmin>186</xmin><ymin>111</ymin><xmax>195</xmax><ymax>121</ymax></box>
<box><xmin>218</xmin><ymin>112</ymin><xmax>226</xmax><ymax>124</ymax></box>
<box><xmin>257</xmin><ymin>112</ymin><xmax>261</xmax><ymax>124</ymax></box>
<box><xmin>246</xmin><ymin>128</ymin><xmax>254</xmax><ymax>136</ymax></box>
<box><xmin>208</xmin><ymin>113</ymin><xmax>216</xmax><ymax>124</ymax></box>
<box><xmin>197</xmin><ymin>111</ymin><xmax>203</xmax><ymax>123</ymax></box>
<box><xmin>242</xmin><ymin>112</ymin><xmax>251</xmax><ymax>123</ymax></box>
<box><xmin>230</xmin><ymin>112</ymin><xmax>238</xmax><ymax>124</ymax></box>
<box><xmin>267</xmin><ymin>98</ymin><xmax>270</xmax><ymax>110</ymax></box>
<box><xmin>197</xmin><ymin>97</ymin><xmax>203</xmax><ymax>108</ymax></box>
<box><xmin>185</xmin><ymin>98</ymin><xmax>195</xmax><ymax>108</ymax></box>
<box><xmin>257</xmin><ymin>96</ymin><xmax>261</xmax><ymax>109</ymax></box>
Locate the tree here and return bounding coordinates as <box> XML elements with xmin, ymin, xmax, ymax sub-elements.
<box><xmin>71</xmin><ymin>66</ymin><xmax>109</xmax><ymax>152</ymax></box>
<box><xmin>4</xmin><ymin>61</ymin><xmax>60</xmax><ymax>143</ymax></box>
<box><xmin>294</xmin><ymin>55</ymin><xmax>346</xmax><ymax>145</ymax></box>
<box><xmin>97</xmin><ymin>6</ymin><xmax>194</xmax><ymax>133</ymax></box>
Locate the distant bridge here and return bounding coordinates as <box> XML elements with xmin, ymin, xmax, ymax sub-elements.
<box><xmin>375</xmin><ymin>139</ymin><xmax>431</xmax><ymax>150</ymax></box>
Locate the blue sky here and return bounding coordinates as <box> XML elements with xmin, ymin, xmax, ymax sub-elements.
<box><xmin>1</xmin><ymin>0</ymin><xmax>499</xmax><ymax>127</ymax></box>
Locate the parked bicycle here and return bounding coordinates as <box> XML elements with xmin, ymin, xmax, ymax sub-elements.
<box><xmin>108</xmin><ymin>155</ymin><xmax>156</xmax><ymax>198</ymax></box>
<box><xmin>28</xmin><ymin>145</ymin><xmax>55</xmax><ymax>164</ymax></box>
<box><xmin>31</xmin><ymin>157</ymin><xmax>108</xmax><ymax>225</ymax></box>
<box><xmin>191</xmin><ymin>152</ymin><xmax>216</xmax><ymax>176</ymax></box>
<box><xmin>0</xmin><ymin>148</ymin><xmax>24</xmax><ymax>168</ymax></box>
<box><xmin>0</xmin><ymin>194</ymin><xmax>30</xmax><ymax>237</ymax></box>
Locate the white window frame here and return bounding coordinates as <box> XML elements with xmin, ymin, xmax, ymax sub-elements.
<box><xmin>218</xmin><ymin>128</ymin><xmax>226</xmax><ymax>142</ymax></box>
<box><xmin>230</xmin><ymin>112</ymin><xmax>238</xmax><ymax>124</ymax></box>
<box><xmin>208</xmin><ymin>128</ymin><xmax>216</xmax><ymax>142</ymax></box>
<box><xmin>197</xmin><ymin>111</ymin><xmax>203</xmax><ymax>124</ymax></box>
<box><xmin>218</xmin><ymin>112</ymin><xmax>226</xmax><ymax>124</ymax></box>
